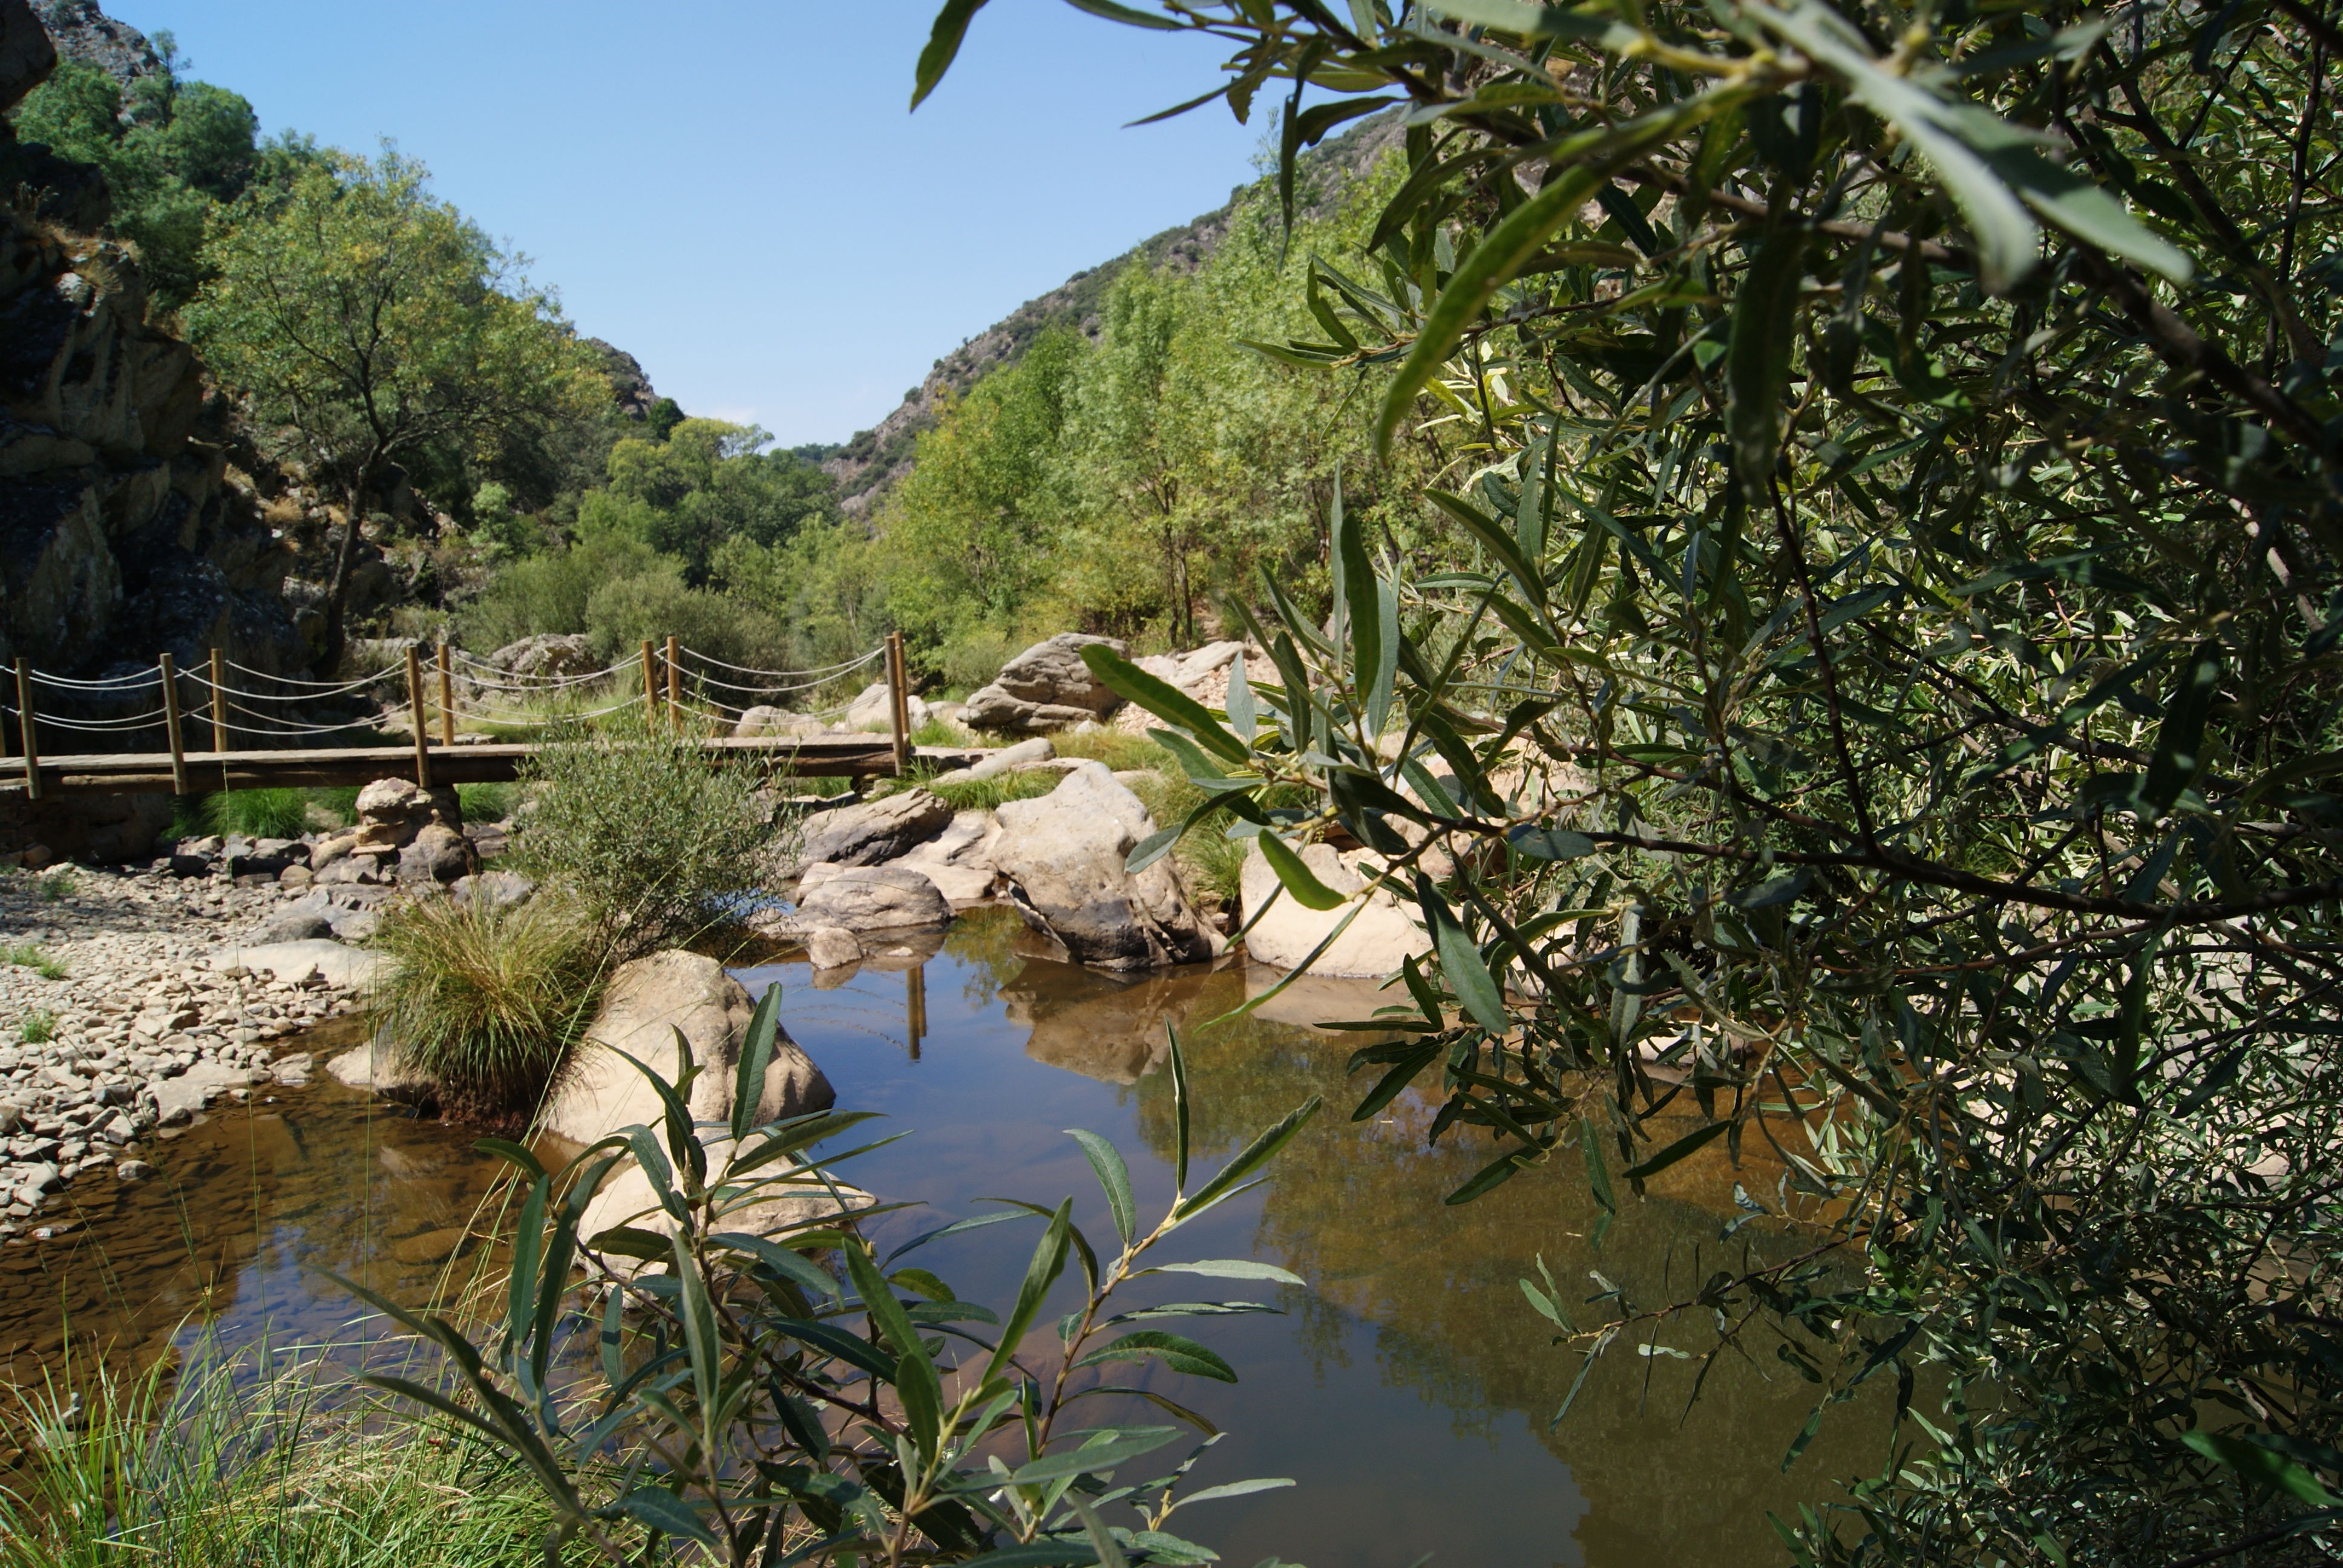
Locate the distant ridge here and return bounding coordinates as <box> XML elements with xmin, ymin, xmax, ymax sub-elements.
<box><xmin>824</xmin><ymin>110</ymin><xmax>1402</xmax><ymax>517</ymax></box>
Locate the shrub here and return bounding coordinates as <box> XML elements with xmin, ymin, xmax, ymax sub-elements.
<box><xmin>513</xmin><ymin>722</ymin><xmax>781</xmax><ymax>956</ymax></box>
<box><xmin>582</xmin><ymin>563</ymin><xmax>791</xmax><ymax>675</ymax></box>
<box><xmin>937</xmin><ymin>622</ymin><xmax>1015</xmax><ymax>693</ymax></box>
<box><xmin>368</xmin><ymin>893</ymin><xmax>608</xmax><ymax>1123</ymax></box>
<box><xmin>453</xmin><ymin>534</ymin><xmax>661</xmax><ymax>652</ymax></box>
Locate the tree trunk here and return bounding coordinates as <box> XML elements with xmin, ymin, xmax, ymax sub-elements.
<box><xmin>319</xmin><ymin>468</ymin><xmax>373</xmax><ymax>675</ymax></box>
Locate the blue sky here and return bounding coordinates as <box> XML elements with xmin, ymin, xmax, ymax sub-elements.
<box><xmin>101</xmin><ymin>1</ymin><xmax>1272</xmax><ymax>446</ymax></box>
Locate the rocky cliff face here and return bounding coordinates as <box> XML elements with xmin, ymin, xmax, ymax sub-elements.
<box><xmin>824</xmin><ymin>111</ymin><xmax>1402</xmax><ymax>516</ymax></box>
<box><xmin>1</xmin><ymin>0</ymin><xmax>305</xmax><ymax>688</ymax></box>
<box><xmin>0</xmin><ymin>0</ymin><xmax>306</xmax><ymax>861</ymax></box>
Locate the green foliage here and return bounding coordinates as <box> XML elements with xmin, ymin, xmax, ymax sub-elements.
<box><xmin>346</xmin><ymin>1015</ymin><xmax>1315</xmax><ymax>1566</ymax></box>
<box><xmin>579</xmin><ymin>558</ymin><xmax>790</xmax><ymax>673</ymax></box>
<box><xmin>1</xmin><ymin>943</ymin><xmax>67</xmax><ymax>981</ymax></box>
<box><xmin>17</xmin><ymin>1010</ymin><xmax>55</xmax><ymax>1045</ymax></box>
<box><xmin>454</xmin><ymin>532</ymin><xmax>661</xmax><ymax>652</ymax></box>
<box><xmin>369</xmin><ymin>893</ymin><xmax>608</xmax><ymax>1123</ymax></box>
<box><xmin>457</xmin><ymin>782</ymin><xmax>515</xmax><ymax>823</ymax></box>
<box><xmin>918</xmin><ymin>767</ymin><xmax>1064</xmax><ymax>814</ymax></box>
<box><xmin>600</xmin><ymin>417</ymin><xmax>841</xmax><ymax>582</ymax></box>
<box><xmin>4</xmin><ymin>54</ymin><xmax>301</xmax><ymax>310</ymax></box>
<box><xmin>0</xmin><ymin>1350</ymin><xmax>555</xmax><ymax>1567</ymax></box>
<box><xmin>513</xmin><ymin>721</ymin><xmax>778</xmax><ymax>958</ymax></box>
<box><xmin>201</xmin><ymin>788</ymin><xmax>310</xmax><ymax>840</ymax></box>
<box><xmin>934</xmin><ymin>2</ymin><xmax>2343</xmax><ymax>1560</ymax></box>
<box><xmin>37</xmin><ymin>869</ymin><xmax>74</xmax><ymax>903</ymax></box>
<box><xmin>188</xmin><ymin>148</ymin><xmax>608</xmax><ymax>665</ymax></box>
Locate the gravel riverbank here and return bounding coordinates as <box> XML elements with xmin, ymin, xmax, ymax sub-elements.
<box><xmin>0</xmin><ymin>859</ymin><xmax>367</xmax><ymax>1238</ymax></box>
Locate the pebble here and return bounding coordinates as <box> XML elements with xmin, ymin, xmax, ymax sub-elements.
<box><xmin>0</xmin><ymin>857</ymin><xmax>372</xmax><ymax>1224</ymax></box>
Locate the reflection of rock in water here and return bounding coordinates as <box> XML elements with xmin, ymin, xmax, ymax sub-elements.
<box><xmin>1239</xmin><ymin>959</ymin><xmax>1397</xmax><ymax>1034</ymax></box>
<box><xmin>1002</xmin><ymin>952</ymin><xmax>1235</xmax><ymax>1083</ymax></box>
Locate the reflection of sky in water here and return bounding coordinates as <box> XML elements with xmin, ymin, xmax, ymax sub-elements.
<box><xmin>2</xmin><ymin>911</ymin><xmax>1879</xmax><ymax>1567</ymax></box>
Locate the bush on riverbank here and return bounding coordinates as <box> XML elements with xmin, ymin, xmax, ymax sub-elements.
<box><xmin>513</xmin><ymin>720</ymin><xmax>781</xmax><ymax>959</ymax></box>
<box><xmin>369</xmin><ymin>892</ymin><xmax>608</xmax><ymax>1123</ymax></box>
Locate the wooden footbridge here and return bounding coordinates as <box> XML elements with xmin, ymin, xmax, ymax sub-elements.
<box><xmin>1</xmin><ymin>635</ymin><xmax>983</xmax><ymax>802</ymax></box>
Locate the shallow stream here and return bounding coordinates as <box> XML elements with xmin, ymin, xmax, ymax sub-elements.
<box><xmin>0</xmin><ymin>909</ymin><xmax>1876</xmax><ymax>1566</ymax></box>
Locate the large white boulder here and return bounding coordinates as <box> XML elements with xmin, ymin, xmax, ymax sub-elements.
<box><xmin>890</xmin><ymin>808</ymin><xmax>1003</xmax><ymax>903</ymax></box>
<box><xmin>844</xmin><ymin>681</ymin><xmax>930</xmax><ymax>733</ymax></box>
<box><xmin>540</xmin><ymin>951</ymin><xmax>833</xmax><ymax>1147</ymax></box>
<box><xmin>991</xmin><ymin>763</ymin><xmax>1217</xmax><ymax>971</ymax></box>
<box><xmin>792</xmin><ymin>865</ymin><xmax>952</xmax><ymax>930</ymax></box>
<box><xmin>1237</xmin><ymin>840</ymin><xmax>1430</xmax><ymax>978</ymax></box>
<box><xmin>963</xmin><ymin>634</ymin><xmax>1128</xmax><ymax>733</ymax></box>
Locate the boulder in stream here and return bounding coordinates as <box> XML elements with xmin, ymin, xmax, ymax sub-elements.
<box><xmin>990</xmin><ymin>763</ymin><xmax>1217</xmax><ymax>972</ymax></box>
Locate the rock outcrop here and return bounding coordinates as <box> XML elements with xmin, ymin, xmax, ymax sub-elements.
<box><xmin>991</xmin><ymin>763</ymin><xmax>1217</xmax><ymax>971</ymax></box>
<box><xmin>483</xmin><ymin>632</ymin><xmax>597</xmax><ymax>686</ymax></box>
<box><xmin>965</xmin><ymin>633</ymin><xmax>1129</xmax><ymax>733</ymax></box>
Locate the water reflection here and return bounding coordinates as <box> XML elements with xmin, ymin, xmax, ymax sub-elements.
<box><xmin>741</xmin><ymin>910</ymin><xmax>1882</xmax><ymax>1568</ymax></box>
<box><xmin>0</xmin><ymin>909</ymin><xmax>1878</xmax><ymax>1566</ymax></box>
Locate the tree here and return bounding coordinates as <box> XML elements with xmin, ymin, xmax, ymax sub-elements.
<box><xmin>928</xmin><ymin>1</ymin><xmax>2343</xmax><ymax>1560</ymax></box>
<box><xmin>189</xmin><ymin>149</ymin><xmax>605</xmax><ymax>668</ymax></box>
<box><xmin>601</xmin><ymin>417</ymin><xmax>841</xmax><ymax>581</ymax></box>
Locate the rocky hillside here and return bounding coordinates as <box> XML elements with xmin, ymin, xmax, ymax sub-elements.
<box><xmin>824</xmin><ymin>111</ymin><xmax>1403</xmax><ymax>517</ymax></box>
<box><xmin>0</xmin><ymin>2</ymin><xmax>306</xmax><ymax>689</ymax></box>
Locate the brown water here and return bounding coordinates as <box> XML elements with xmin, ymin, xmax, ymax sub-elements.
<box><xmin>0</xmin><ymin>910</ymin><xmax>1880</xmax><ymax>1566</ymax></box>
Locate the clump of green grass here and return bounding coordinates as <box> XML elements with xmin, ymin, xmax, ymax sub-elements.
<box><xmin>923</xmin><ymin>769</ymin><xmax>1066</xmax><ymax>813</ymax></box>
<box><xmin>0</xmin><ymin>1351</ymin><xmax>557</xmax><ymax>1568</ymax></box>
<box><xmin>457</xmin><ymin>780</ymin><xmax>515</xmax><ymax>822</ymax></box>
<box><xmin>18</xmin><ymin>1010</ymin><xmax>56</xmax><ymax>1044</ymax></box>
<box><xmin>369</xmin><ymin>893</ymin><xmax>609</xmax><ymax>1123</ymax></box>
<box><xmin>910</xmin><ymin>714</ymin><xmax>978</xmax><ymax>748</ymax></box>
<box><xmin>38</xmin><ymin>868</ymin><xmax>74</xmax><ymax>903</ymax></box>
<box><xmin>203</xmin><ymin>788</ymin><xmax>310</xmax><ymax>840</ymax></box>
<box><xmin>306</xmin><ymin>785</ymin><xmax>361</xmax><ymax>828</ymax></box>
<box><xmin>1054</xmin><ymin>727</ymin><xmax>1172</xmax><ymax>773</ymax></box>
<box><xmin>2</xmin><ymin>942</ymin><xmax>68</xmax><ymax>981</ymax></box>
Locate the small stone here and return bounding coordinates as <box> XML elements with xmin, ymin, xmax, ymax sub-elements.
<box><xmin>115</xmin><ymin>1160</ymin><xmax>155</xmax><ymax>1181</ymax></box>
<box><xmin>803</xmin><ymin>927</ymin><xmax>862</xmax><ymax>970</ymax></box>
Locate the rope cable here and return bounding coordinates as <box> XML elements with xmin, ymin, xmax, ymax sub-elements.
<box><xmin>25</xmin><ymin>668</ymin><xmax>163</xmax><ymax>692</ymax></box>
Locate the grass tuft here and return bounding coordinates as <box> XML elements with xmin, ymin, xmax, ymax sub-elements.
<box><xmin>369</xmin><ymin>893</ymin><xmax>609</xmax><ymax>1124</ymax></box>
<box><xmin>2</xmin><ymin>942</ymin><xmax>68</xmax><ymax>981</ymax></box>
<box><xmin>18</xmin><ymin>1009</ymin><xmax>55</xmax><ymax>1044</ymax></box>
<box><xmin>203</xmin><ymin>788</ymin><xmax>312</xmax><ymax>840</ymax></box>
<box><xmin>457</xmin><ymin>781</ymin><xmax>516</xmax><ymax>822</ymax></box>
<box><xmin>923</xmin><ymin>769</ymin><xmax>1066</xmax><ymax>813</ymax></box>
<box><xmin>0</xmin><ymin>1350</ymin><xmax>557</xmax><ymax>1568</ymax></box>
<box><xmin>38</xmin><ymin>868</ymin><xmax>74</xmax><ymax>903</ymax></box>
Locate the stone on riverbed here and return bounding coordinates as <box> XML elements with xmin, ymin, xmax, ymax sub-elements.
<box><xmin>540</xmin><ymin>951</ymin><xmax>833</xmax><ymax>1148</ymax></box>
<box><xmin>790</xmin><ymin>865</ymin><xmax>951</xmax><ymax>932</ymax></box>
<box><xmin>216</xmin><ymin>938</ymin><xmax>385</xmax><ymax>990</ymax></box>
<box><xmin>803</xmin><ymin>926</ymin><xmax>862</xmax><ymax>970</ymax></box>
<box><xmin>793</xmin><ymin>789</ymin><xmax>953</xmax><ymax>869</ymax></box>
<box><xmin>1237</xmin><ymin>841</ymin><xmax>1430</xmax><ymax>978</ymax></box>
<box><xmin>991</xmin><ymin>763</ymin><xmax>1217</xmax><ymax>972</ymax></box>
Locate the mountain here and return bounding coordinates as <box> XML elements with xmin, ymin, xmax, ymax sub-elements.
<box><xmin>823</xmin><ymin>111</ymin><xmax>1402</xmax><ymax>517</ymax></box>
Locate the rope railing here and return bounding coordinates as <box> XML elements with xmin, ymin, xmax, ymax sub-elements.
<box><xmin>3</xmin><ymin>632</ymin><xmax>917</xmax><ymax>801</ymax></box>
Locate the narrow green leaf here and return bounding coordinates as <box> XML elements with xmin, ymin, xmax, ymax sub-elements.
<box><xmin>732</xmin><ymin>980</ymin><xmax>782</xmax><ymax>1143</ymax></box>
<box><xmin>615</xmin><ymin>1487</ymin><xmax>718</xmax><ymax>1549</ymax></box>
<box><xmin>911</xmin><ymin>0</ymin><xmax>989</xmax><ymax>110</ymax></box>
<box><xmin>1147</xmin><ymin>1258</ymin><xmax>1306</xmax><ymax>1285</ymax></box>
<box><xmin>1727</xmin><ymin>227</ymin><xmax>1808</xmax><ymax>488</ymax></box>
<box><xmin>1622</xmin><ymin>1120</ymin><xmax>1731</xmax><ymax>1182</ymax></box>
<box><xmin>1416</xmin><ymin>874</ymin><xmax>1510</xmax><ymax>1033</ymax></box>
<box><xmin>1066</xmin><ymin>1129</ymin><xmax>1138</xmax><ymax>1250</ymax></box>
<box><xmin>1174</xmin><ymin>1097</ymin><xmax>1323</xmax><ymax>1222</ymax></box>
<box><xmin>1081</xmin><ymin>645</ymin><xmax>1251</xmax><ymax>763</ymax></box>
<box><xmin>1006</xmin><ymin>1428</ymin><xmax>1183</xmax><ymax>1487</ymax></box>
<box><xmin>1073</xmin><ymin>1331</ymin><xmax>1239</xmax><ymax>1383</ymax></box>
<box><xmin>1170</xmin><ymin>1024</ymin><xmax>1192</xmax><ymax>1194</ymax></box>
<box><xmin>985</xmin><ymin>1198</ymin><xmax>1073</xmax><ymax>1387</ymax></box>
<box><xmin>1258</xmin><ymin>832</ymin><xmax>1346</xmax><ymax>911</ymax></box>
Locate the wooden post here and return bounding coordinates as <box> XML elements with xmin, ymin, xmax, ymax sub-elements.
<box><xmin>640</xmin><ymin>639</ymin><xmax>657</xmax><ymax>727</ymax></box>
<box><xmin>13</xmin><ymin>659</ymin><xmax>38</xmax><ymax>801</ymax></box>
<box><xmin>406</xmin><ymin>643</ymin><xmax>432</xmax><ymax>790</ymax></box>
<box><xmin>886</xmin><ymin>631</ymin><xmax>911</xmax><ymax>776</ymax></box>
<box><xmin>665</xmin><ymin>634</ymin><xmax>682</xmax><ymax>730</ymax></box>
<box><xmin>905</xmin><ymin>964</ymin><xmax>925</xmax><ymax>1061</ymax></box>
<box><xmin>208</xmin><ymin>647</ymin><xmax>229</xmax><ymax>753</ymax></box>
<box><xmin>159</xmin><ymin>652</ymin><xmax>189</xmax><ymax>795</ymax></box>
<box><xmin>436</xmin><ymin>643</ymin><xmax>456</xmax><ymax>746</ymax></box>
